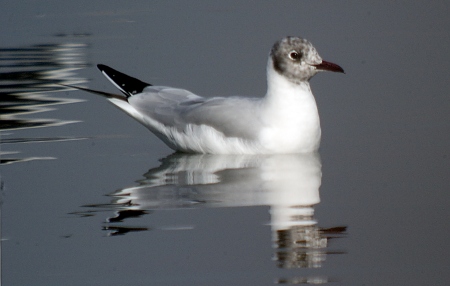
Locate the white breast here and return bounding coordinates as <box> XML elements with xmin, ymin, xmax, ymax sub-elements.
<box><xmin>258</xmin><ymin>65</ymin><xmax>321</xmax><ymax>153</ymax></box>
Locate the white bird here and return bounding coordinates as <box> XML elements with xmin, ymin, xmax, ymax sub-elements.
<box><xmin>72</xmin><ymin>36</ymin><xmax>344</xmax><ymax>154</ymax></box>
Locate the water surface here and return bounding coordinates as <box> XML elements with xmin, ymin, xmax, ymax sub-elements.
<box><xmin>1</xmin><ymin>1</ymin><xmax>450</xmax><ymax>285</ymax></box>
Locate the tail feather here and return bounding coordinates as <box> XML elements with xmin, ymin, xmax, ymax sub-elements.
<box><xmin>97</xmin><ymin>64</ymin><xmax>152</xmax><ymax>98</ymax></box>
<box><xmin>60</xmin><ymin>84</ymin><xmax>127</xmax><ymax>101</ymax></box>
<box><xmin>62</xmin><ymin>84</ymin><xmax>146</xmax><ymax>124</ymax></box>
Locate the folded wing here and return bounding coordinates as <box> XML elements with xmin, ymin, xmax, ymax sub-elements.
<box><xmin>128</xmin><ymin>87</ymin><xmax>263</xmax><ymax>141</ymax></box>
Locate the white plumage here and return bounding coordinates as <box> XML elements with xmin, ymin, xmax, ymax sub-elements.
<box><xmin>77</xmin><ymin>36</ymin><xmax>344</xmax><ymax>154</ymax></box>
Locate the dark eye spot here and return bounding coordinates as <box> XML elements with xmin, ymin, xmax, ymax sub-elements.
<box><xmin>288</xmin><ymin>51</ymin><xmax>302</xmax><ymax>61</ymax></box>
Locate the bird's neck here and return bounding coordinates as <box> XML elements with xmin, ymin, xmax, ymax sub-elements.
<box><xmin>263</xmin><ymin>60</ymin><xmax>318</xmax><ymax>120</ymax></box>
<box><xmin>260</xmin><ymin>60</ymin><xmax>321</xmax><ymax>152</ymax></box>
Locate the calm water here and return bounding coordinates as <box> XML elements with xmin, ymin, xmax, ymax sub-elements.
<box><xmin>1</xmin><ymin>1</ymin><xmax>450</xmax><ymax>285</ymax></box>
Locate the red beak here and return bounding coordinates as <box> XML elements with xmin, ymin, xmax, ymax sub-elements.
<box><xmin>314</xmin><ymin>60</ymin><xmax>345</xmax><ymax>73</ymax></box>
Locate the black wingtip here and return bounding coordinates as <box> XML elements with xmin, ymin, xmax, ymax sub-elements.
<box><xmin>97</xmin><ymin>64</ymin><xmax>107</xmax><ymax>72</ymax></box>
<box><xmin>97</xmin><ymin>64</ymin><xmax>152</xmax><ymax>97</ymax></box>
<box><xmin>97</xmin><ymin>64</ymin><xmax>114</xmax><ymax>74</ymax></box>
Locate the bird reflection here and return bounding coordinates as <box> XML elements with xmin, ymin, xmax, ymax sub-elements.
<box><xmin>80</xmin><ymin>153</ymin><xmax>346</xmax><ymax>271</ymax></box>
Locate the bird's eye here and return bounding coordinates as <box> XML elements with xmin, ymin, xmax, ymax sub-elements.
<box><xmin>288</xmin><ymin>51</ymin><xmax>302</xmax><ymax>61</ymax></box>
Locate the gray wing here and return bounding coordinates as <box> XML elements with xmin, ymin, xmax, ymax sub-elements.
<box><xmin>128</xmin><ymin>86</ymin><xmax>263</xmax><ymax>140</ymax></box>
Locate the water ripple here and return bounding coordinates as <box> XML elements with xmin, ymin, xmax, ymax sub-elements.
<box><xmin>0</xmin><ymin>42</ymin><xmax>89</xmax><ymax>164</ymax></box>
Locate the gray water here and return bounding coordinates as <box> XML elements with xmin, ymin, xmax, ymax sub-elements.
<box><xmin>1</xmin><ymin>1</ymin><xmax>449</xmax><ymax>285</ymax></box>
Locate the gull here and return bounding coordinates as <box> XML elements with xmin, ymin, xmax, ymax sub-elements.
<box><xmin>72</xmin><ymin>36</ymin><xmax>344</xmax><ymax>154</ymax></box>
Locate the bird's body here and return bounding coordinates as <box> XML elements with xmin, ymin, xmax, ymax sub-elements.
<box><xmin>77</xmin><ymin>36</ymin><xmax>343</xmax><ymax>154</ymax></box>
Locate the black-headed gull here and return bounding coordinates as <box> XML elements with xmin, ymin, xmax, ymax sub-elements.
<box><xmin>73</xmin><ymin>36</ymin><xmax>343</xmax><ymax>154</ymax></box>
